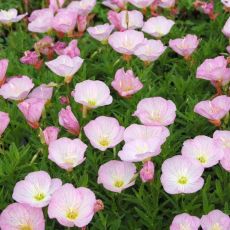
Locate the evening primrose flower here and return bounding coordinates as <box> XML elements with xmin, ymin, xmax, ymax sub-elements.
<box><xmin>129</xmin><ymin>0</ymin><xmax>155</xmax><ymax>8</ymax></box>
<box><xmin>48</xmin><ymin>137</ymin><xmax>87</xmax><ymax>171</ymax></box>
<box><xmin>84</xmin><ymin>116</ymin><xmax>124</xmax><ymax>151</ymax></box>
<box><xmin>12</xmin><ymin>171</ymin><xmax>62</xmax><ymax>208</ymax></box>
<box><xmin>0</xmin><ymin>203</ymin><xmax>45</xmax><ymax>230</ymax></box>
<box><xmin>0</xmin><ymin>112</ymin><xmax>10</xmax><ymax>137</ymax></box>
<box><xmin>181</xmin><ymin>135</ymin><xmax>224</xmax><ymax>168</ymax></box>
<box><xmin>0</xmin><ymin>9</ymin><xmax>27</xmax><ymax>25</ymax></box>
<box><xmin>42</xmin><ymin>126</ymin><xmax>60</xmax><ymax>145</ymax></box>
<box><xmin>48</xmin><ymin>183</ymin><xmax>96</xmax><ymax>228</ymax></box>
<box><xmin>160</xmin><ymin>155</ymin><xmax>204</xmax><ymax>194</ymax></box>
<box><xmin>97</xmin><ymin>160</ymin><xmax>136</xmax><ymax>193</ymax></box>
<box><xmin>142</xmin><ymin>16</ymin><xmax>175</xmax><ymax>38</ymax></box>
<box><xmin>170</xmin><ymin>213</ymin><xmax>200</xmax><ymax>230</ymax></box>
<box><xmin>133</xmin><ymin>97</ymin><xmax>176</xmax><ymax>126</ymax></box>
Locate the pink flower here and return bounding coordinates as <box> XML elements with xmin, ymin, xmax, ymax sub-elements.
<box><xmin>196</xmin><ymin>56</ymin><xmax>230</xmax><ymax>85</ymax></box>
<box><xmin>103</xmin><ymin>0</ymin><xmax>128</xmax><ymax>10</ymax></box>
<box><xmin>87</xmin><ymin>23</ymin><xmax>114</xmax><ymax>42</ymax></box>
<box><xmin>34</xmin><ymin>36</ymin><xmax>54</xmax><ymax>56</ymax></box>
<box><xmin>12</xmin><ymin>171</ymin><xmax>62</xmax><ymax>208</ymax></box>
<box><xmin>140</xmin><ymin>161</ymin><xmax>154</xmax><ymax>182</ymax></box>
<box><xmin>28</xmin><ymin>84</ymin><xmax>53</xmax><ymax>103</ymax></box>
<box><xmin>18</xmin><ymin>98</ymin><xmax>46</xmax><ymax>129</ymax></box>
<box><xmin>28</xmin><ymin>8</ymin><xmax>54</xmax><ymax>33</ymax></box>
<box><xmin>134</xmin><ymin>39</ymin><xmax>167</xmax><ymax>62</ymax></box>
<box><xmin>52</xmin><ymin>9</ymin><xmax>77</xmax><ymax>33</ymax></box>
<box><xmin>0</xmin><ymin>9</ymin><xmax>27</xmax><ymax>25</ymax></box>
<box><xmin>118</xmin><ymin>138</ymin><xmax>161</xmax><ymax>162</ymax></box>
<box><xmin>129</xmin><ymin>0</ymin><xmax>155</xmax><ymax>8</ymax></box>
<box><xmin>133</xmin><ymin>97</ymin><xmax>177</xmax><ymax>126</ymax></box>
<box><xmin>194</xmin><ymin>95</ymin><xmax>230</xmax><ymax>122</ymax></box>
<box><xmin>0</xmin><ymin>112</ymin><xmax>10</xmax><ymax>137</ymax></box>
<box><xmin>124</xmin><ymin>124</ymin><xmax>170</xmax><ymax>145</ymax></box>
<box><xmin>111</xmin><ymin>68</ymin><xmax>143</xmax><ymax>97</ymax></box>
<box><xmin>213</xmin><ymin>131</ymin><xmax>230</xmax><ymax>172</ymax></box>
<box><xmin>54</xmin><ymin>40</ymin><xmax>80</xmax><ymax>57</ymax></box>
<box><xmin>67</xmin><ymin>0</ymin><xmax>96</xmax><ymax>15</ymax></box>
<box><xmin>181</xmin><ymin>135</ymin><xmax>224</xmax><ymax>168</ymax></box>
<box><xmin>45</xmin><ymin>55</ymin><xmax>84</xmax><ymax>82</ymax></box>
<box><xmin>107</xmin><ymin>11</ymin><xmax>123</xmax><ymax>31</ymax></box>
<box><xmin>160</xmin><ymin>155</ymin><xmax>204</xmax><ymax>194</ymax></box>
<box><xmin>158</xmin><ymin>0</ymin><xmax>176</xmax><ymax>8</ymax></box>
<box><xmin>169</xmin><ymin>34</ymin><xmax>200</xmax><ymax>58</ymax></box>
<box><xmin>59</xmin><ymin>106</ymin><xmax>80</xmax><ymax>135</ymax></box>
<box><xmin>0</xmin><ymin>59</ymin><xmax>8</xmax><ymax>86</ymax></box>
<box><xmin>84</xmin><ymin>116</ymin><xmax>124</xmax><ymax>151</ymax></box>
<box><xmin>142</xmin><ymin>16</ymin><xmax>175</xmax><ymax>38</ymax></box>
<box><xmin>108</xmin><ymin>30</ymin><xmax>145</xmax><ymax>55</ymax></box>
<box><xmin>20</xmin><ymin>50</ymin><xmax>40</xmax><ymax>65</ymax></box>
<box><xmin>43</xmin><ymin>126</ymin><xmax>60</xmax><ymax>145</ymax></box>
<box><xmin>49</xmin><ymin>0</ymin><xmax>65</xmax><ymax>12</ymax></box>
<box><xmin>222</xmin><ymin>0</ymin><xmax>230</xmax><ymax>8</ymax></box>
<box><xmin>77</xmin><ymin>15</ymin><xmax>88</xmax><ymax>33</ymax></box>
<box><xmin>97</xmin><ymin>160</ymin><xmax>136</xmax><ymax>192</ymax></box>
<box><xmin>48</xmin><ymin>183</ymin><xmax>96</xmax><ymax>227</ymax></box>
<box><xmin>0</xmin><ymin>203</ymin><xmax>45</xmax><ymax>230</ymax></box>
<box><xmin>170</xmin><ymin>213</ymin><xmax>200</xmax><ymax>230</ymax></box>
<box><xmin>0</xmin><ymin>76</ymin><xmax>34</xmax><ymax>101</ymax></box>
<box><xmin>201</xmin><ymin>210</ymin><xmax>230</xmax><ymax>230</ymax></box>
<box><xmin>72</xmin><ymin>80</ymin><xmax>113</xmax><ymax>109</ymax></box>
<box><xmin>48</xmin><ymin>137</ymin><xmax>87</xmax><ymax>171</ymax></box>
<box><xmin>222</xmin><ymin>17</ymin><xmax>230</xmax><ymax>38</ymax></box>
<box><xmin>53</xmin><ymin>41</ymin><xmax>67</xmax><ymax>54</ymax></box>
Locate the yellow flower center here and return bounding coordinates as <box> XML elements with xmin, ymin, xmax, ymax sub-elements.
<box><xmin>66</xmin><ymin>209</ymin><xmax>78</xmax><ymax>220</ymax></box>
<box><xmin>87</xmin><ymin>99</ymin><xmax>96</xmax><ymax>107</ymax></box>
<box><xmin>20</xmin><ymin>225</ymin><xmax>32</xmax><ymax>230</ymax></box>
<box><xmin>211</xmin><ymin>223</ymin><xmax>222</xmax><ymax>230</ymax></box>
<box><xmin>197</xmin><ymin>155</ymin><xmax>207</xmax><ymax>164</ymax></box>
<box><xmin>99</xmin><ymin>137</ymin><xmax>110</xmax><ymax>147</ymax></box>
<box><xmin>179</xmin><ymin>223</ymin><xmax>190</xmax><ymax>230</ymax></box>
<box><xmin>34</xmin><ymin>193</ymin><xmax>45</xmax><ymax>201</ymax></box>
<box><xmin>114</xmin><ymin>180</ymin><xmax>124</xmax><ymax>188</ymax></box>
<box><xmin>178</xmin><ymin>176</ymin><xmax>188</xmax><ymax>185</ymax></box>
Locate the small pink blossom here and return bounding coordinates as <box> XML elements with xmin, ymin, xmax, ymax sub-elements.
<box><xmin>12</xmin><ymin>171</ymin><xmax>62</xmax><ymax>208</ymax></box>
<box><xmin>142</xmin><ymin>16</ymin><xmax>175</xmax><ymax>38</ymax></box>
<box><xmin>111</xmin><ymin>68</ymin><xmax>143</xmax><ymax>97</ymax></box>
<box><xmin>0</xmin><ymin>59</ymin><xmax>8</xmax><ymax>86</ymax></box>
<box><xmin>48</xmin><ymin>137</ymin><xmax>87</xmax><ymax>171</ymax></box>
<box><xmin>169</xmin><ymin>34</ymin><xmax>200</xmax><ymax>58</ymax></box>
<box><xmin>194</xmin><ymin>95</ymin><xmax>230</xmax><ymax>122</ymax></box>
<box><xmin>48</xmin><ymin>183</ymin><xmax>96</xmax><ymax>227</ymax></box>
<box><xmin>28</xmin><ymin>84</ymin><xmax>53</xmax><ymax>103</ymax></box>
<box><xmin>134</xmin><ymin>39</ymin><xmax>167</xmax><ymax>62</ymax></box>
<box><xmin>28</xmin><ymin>8</ymin><xmax>54</xmax><ymax>33</ymax></box>
<box><xmin>103</xmin><ymin>0</ymin><xmax>128</xmax><ymax>10</ymax></box>
<box><xmin>84</xmin><ymin>116</ymin><xmax>124</xmax><ymax>151</ymax></box>
<box><xmin>181</xmin><ymin>135</ymin><xmax>224</xmax><ymax>168</ymax></box>
<box><xmin>223</xmin><ymin>17</ymin><xmax>230</xmax><ymax>38</ymax></box>
<box><xmin>20</xmin><ymin>50</ymin><xmax>40</xmax><ymax>66</ymax></box>
<box><xmin>0</xmin><ymin>203</ymin><xmax>45</xmax><ymax>230</ymax></box>
<box><xmin>94</xmin><ymin>199</ymin><xmax>104</xmax><ymax>213</ymax></box>
<box><xmin>196</xmin><ymin>56</ymin><xmax>230</xmax><ymax>86</ymax></box>
<box><xmin>34</xmin><ymin>36</ymin><xmax>54</xmax><ymax>56</ymax></box>
<box><xmin>201</xmin><ymin>210</ymin><xmax>230</xmax><ymax>230</ymax></box>
<box><xmin>77</xmin><ymin>15</ymin><xmax>88</xmax><ymax>33</ymax></box>
<box><xmin>49</xmin><ymin>0</ymin><xmax>65</xmax><ymax>12</ymax></box>
<box><xmin>87</xmin><ymin>23</ymin><xmax>114</xmax><ymax>42</ymax></box>
<box><xmin>72</xmin><ymin>80</ymin><xmax>113</xmax><ymax>109</ymax></box>
<box><xmin>43</xmin><ymin>126</ymin><xmax>60</xmax><ymax>145</ymax></box>
<box><xmin>213</xmin><ymin>131</ymin><xmax>230</xmax><ymax>172</ymax></box>
<box><xmin>0</xmin><ymin>76</ymin><xmax>34</xmax><ymax>101</ymax></box>
<box><xmin>53</xmin><ymin>41</ymin><xmax>66</xmax><ymax>54</ymax></box>
<box><xmin>0</xmin><ymin>9</ymin><xmax>27</xmax><ymax>25</ymax></box>
<box><xmin>52</xmin><ymin>9</ymin><xmax>77</xmax><ymax>34</ymax></box>
<box><xmin>67</xmin><ymin>0</ymin><xmax>96</xmax><ymax>15</ymax></box>
<box><xmin>97</xmin><ymin>160</ymin><xmax>136</xmax><ymax>193</ymax></box>
<box><xmin>0</xmin><ymin>112</ymin><xmax>10</xmax><ymax>137</ymax></box>
<box><xmin>161</xmin><ymin>155</ymin><xmax>204</xmax><ymax>194</ymax></box>
<box><xmin>18</xmin><ymin>98</ymin><xmax>46</xmax><ymax>129</ymax></box>
<box><xmin>129</xmin><ymin>0</ymin><xmax>155</xmax><ymax>8</ymax></box>
<box><xmin>170</xmin><ymin>213</ymin><xmax>200</xmax><ymax>230</ymax></box>
<box><xmin>54</xmin><ymin>40</ymin><xmax>80</xmax><ymax>57</ymax></box>
<box><xmin>133</xmin><ymin>97</ymin><xmax>177</xmax><ymax>126</ymax></box>
<box><xmin>140</xmin><ymin>161</ymin><xmax>154</xmax><ymax>182</ymax></box>
<box><xmin>108</xmin><ymin>30</ymin><xmax>145</xmax><ymax>55</ymax></box>
<box><xmin>45</xmin><ymin>55</ymin><xmax>84</xmax><ymax>82</ymax></box>
<box><xmin>59</xmin><ymin>106</ymin><xmax>80</xmax><ymax>136</ymax></box>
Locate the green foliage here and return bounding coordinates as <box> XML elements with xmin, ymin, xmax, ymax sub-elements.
<box><xmin>0</xmin><ymin>1</ymin><xmax>229</xmax><ymax>229</ymax></box>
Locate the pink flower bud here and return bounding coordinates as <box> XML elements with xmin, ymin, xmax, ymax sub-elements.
<box><xmin>140</xmin><ymin>161</ymin><xmax>154</xmax><ymax>182</ymax></box>
<box><xmin>94</xmin><ymin>199</ymin><xmax>104</xmax><ymax>213</ymax></box>
<box><xmin>43</xmin><ymin>126</ymin><xmax>60</xmax><ymax>145</ymax></box>
<box><xmin>0</xmin><ymin>59</ymin><xmax>8</xmax><ymax>86</ymax></box>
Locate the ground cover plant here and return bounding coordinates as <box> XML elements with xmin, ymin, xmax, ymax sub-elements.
<box><xmin>0</xmin><ymin>0</ymin><xmax>230</xmax><ymax>229</ymax></box>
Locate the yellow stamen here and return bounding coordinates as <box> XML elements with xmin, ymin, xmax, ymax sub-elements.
<box><xmin>211</xmin><ymin>223</ymin><xmax>221</xmax><ymax>230</ymax></box>
<box><xmin>87</xmin><ymin>99</ymin><xmax>96</xmax><ymax>107</ymax></box>
<box><xmin>99</xmin><ymin>138</ymin><xmax>110</xmax><ymax>147</ymax></box>
<box><xmin>197</xmin><ymin>155</ymin><xmax>207</xmax><ymax>164</ymax></box>
<box><xmin>20</xmin><ymin>225</ymin><xmax>32</xmax><ymax>230</ymax></box>
<box><xmin>178</xmin><ymin>176</ymin><xmax>188</xmax><ymax>185</ymax></box>
<box><xmin>34</xmin><ymin>193</ymin><xmax>45</xmax><ymax>201</ymax></box>
<box><xmin>114</xmin><ymin>180</ymin><xmax>124</xmax><ymax>188</ymax></box>
<box><xmin>66</xmin><ymin>209</ymin><xmax>78</xmax><ymax>220</ymax></box>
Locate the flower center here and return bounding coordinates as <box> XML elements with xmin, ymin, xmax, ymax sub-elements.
<box><xmin>34</xmin><ymin>193</ymin><xmax>45</xmax><ymax>201</ymax></box>
<box><xmin>87</xmin><ymin>99</ymin><xmax>96</xmax><ymax>107</ymax></box>
<box><xmin>114</xmin><ymin>180</ymin><xmax>124</xmax><ymax>188</ymax></box>
<box><xmin>197</xmin><ymin>155</ymin><xmax>207</xmax><ymax>164</ymax></box>
<box><xmin>66</xmin><ymin>209</ymin><xmax>78</xmax><ymax>220</ymax></box>
<box><xmin>178</xmin><ymin>176</ymin><xmax>188</xmax><ymax>185</ymax></box>
<box><xmin>99</xmin><ymin>137</ymin><xmax>110</xmax><ymax>147</ymax></box>
<box><xmin>211</xmin><ymin>223</ymin><xmax>222</xmax><ymax>230</ymax></box>
<box><xmin>179</xmin><ymin>223</ymin><xmax>190</xmax><ymax>230</ymax></box>
<box><xmin>20</xmin><ymin>225</ymin><xmax>32</xmax><ymax>230</ymax></box>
